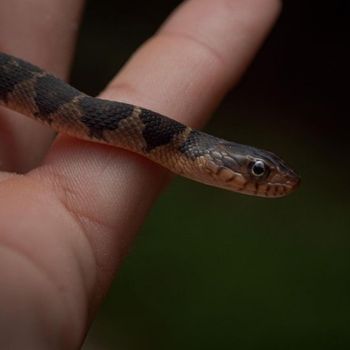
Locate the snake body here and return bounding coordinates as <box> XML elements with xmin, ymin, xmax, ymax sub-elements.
<box><xmin>0</xmin><ymin>52</ymin><xmax>300</xmax><ymax>197</ymax></box>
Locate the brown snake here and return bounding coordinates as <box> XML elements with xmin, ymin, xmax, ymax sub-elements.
<box><xmin>0</xmin><ymin>52</ymin><xmax>300</xmax><ymax>197</ymax></box>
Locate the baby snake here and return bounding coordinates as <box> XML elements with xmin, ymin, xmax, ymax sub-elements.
<box><xmin>0</xmin><ymin>52</ymin><xmax>300</xmax><ymax>198</ymax></box>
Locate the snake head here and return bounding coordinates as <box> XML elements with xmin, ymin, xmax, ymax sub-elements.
<box><xmin>201</xmin><ymin>141</ymin><xmax>300</xmax><ymax>198</ymax></box>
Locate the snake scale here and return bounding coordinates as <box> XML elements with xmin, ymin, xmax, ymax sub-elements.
<box><xmin>0</xmin><ymin>52</ymin><xmax>300</xmax><ymax>197</ymax></box>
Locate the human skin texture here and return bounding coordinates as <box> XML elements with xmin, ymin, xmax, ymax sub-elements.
<box><xmin>0</xmin><ymin>0</ymin><xmax>281</xmax><ymax>348</ymax></box>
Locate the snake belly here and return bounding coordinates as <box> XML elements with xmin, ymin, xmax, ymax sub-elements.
<box><xmin>0</xmin><ymin>52</ymin><xmax>300</xmax><ymax>198</ymax></box>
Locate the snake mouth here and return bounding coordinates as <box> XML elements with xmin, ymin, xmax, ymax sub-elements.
<box><xmin>262</xmin><ymin>171</ymin><xmax>301</xmax><ymax>198</ymax></box>
<box><xmin>207</xmin><ymin>172</ymin><xmax>301</xmax><ymax>198</ymax></box>
<box><xmin>231</xmin><ymin>179</ymin><xmax>300</xmax><ymax>198</ymax></box>
<box><xmin>226</xmin><ymin>169</ymin><xmax>301</xmax><ymax>198</ymax></box>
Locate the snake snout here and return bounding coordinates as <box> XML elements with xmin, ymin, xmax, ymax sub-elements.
<box><xmin>261</xmin><ymin>163</ymin><xmax>301</xmax><ymax>198</ymax></box>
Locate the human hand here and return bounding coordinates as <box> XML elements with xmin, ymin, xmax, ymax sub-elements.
<box><xmin>0</xmin><ymin>0</ymin><xmax>281</xmax><ymax>348</ymax></box>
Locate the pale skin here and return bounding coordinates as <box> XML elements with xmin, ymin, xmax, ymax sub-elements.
<box><xmin>0</xmin><ymin>0</ymin><xmax>281</xmax><ymax>348</ymax></box>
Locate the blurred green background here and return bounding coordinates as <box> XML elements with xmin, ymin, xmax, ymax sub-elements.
<box><xmin>76</xmin><ymin>1</ymin><xmax>350</xmax><ymax>349</ymax></box>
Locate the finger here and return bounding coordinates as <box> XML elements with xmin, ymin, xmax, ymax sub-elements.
<box><xmin>0</xmin><ymin>0</ymin><xmax>281</xmax><ymax>347</ymax></box>
<box><xmin>0</xmin><ymin>0</ymin><xmax>84</xmax><ymax>172</ymax></box>
<box><xmin>105</xmin><ymin>0</ymin><xmax>280</xmax><ymax>127</ymax></box>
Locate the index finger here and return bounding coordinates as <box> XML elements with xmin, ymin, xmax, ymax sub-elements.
<box><xmin>105</xmin><ymin>0</ymin><xmax>280</xmax><ymax>127</ymax></box>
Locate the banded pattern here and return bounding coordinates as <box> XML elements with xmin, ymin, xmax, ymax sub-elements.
<box><xmin>0</xmin><ymin>52</ymin><xmax>300</xmax><ymax>197</ymax></box>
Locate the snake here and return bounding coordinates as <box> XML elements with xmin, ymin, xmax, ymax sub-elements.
<box><xmin>0</xmin><ymin>51</ymin><xmax>300</xmax><ymax>198</ymax></box>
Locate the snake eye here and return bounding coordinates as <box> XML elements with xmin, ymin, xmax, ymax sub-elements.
<box><xmin>251</xmin><ymin>160</ymin><xmax>266</xmax><ymax>177</ymax></box>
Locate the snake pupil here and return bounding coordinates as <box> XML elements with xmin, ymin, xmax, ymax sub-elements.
<box><xmin>251</xmin><ymin>160</ymin><xmax>266</xmax><ymax>177</ymax></box>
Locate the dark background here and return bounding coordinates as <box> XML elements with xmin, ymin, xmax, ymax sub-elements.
<box><xmin>76</xmin><ymin>1</ymin><xmax>350</xmax><ymax>349</ymax></box>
